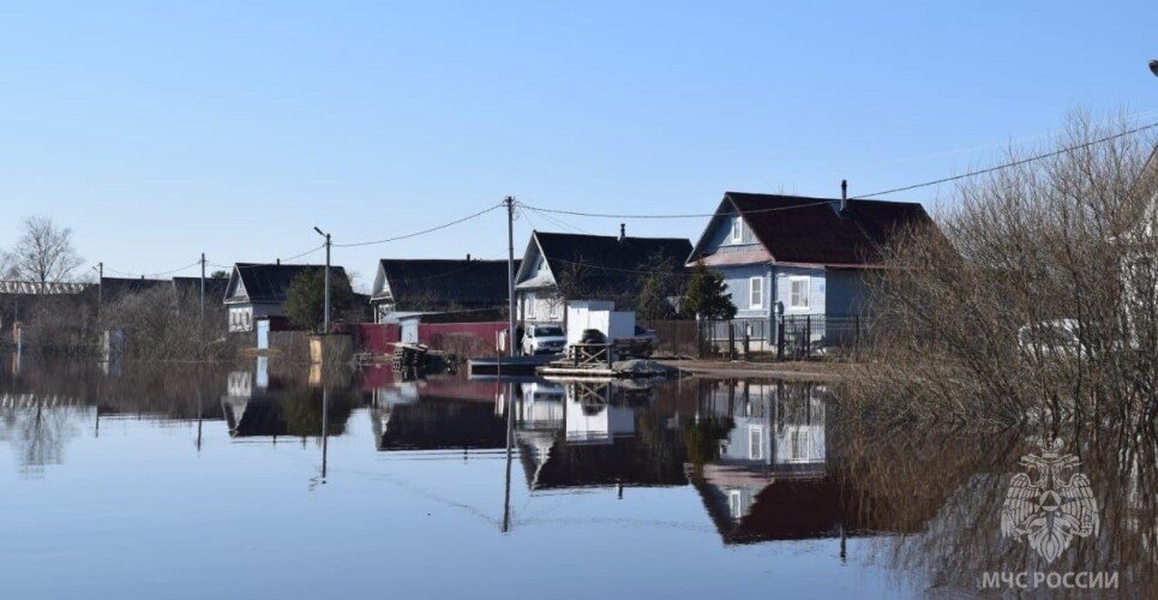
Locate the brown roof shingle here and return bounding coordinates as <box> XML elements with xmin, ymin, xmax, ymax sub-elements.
<box><xmin>694</xmin><ymin>192</ymin><xmax>936</xmax><ymax>267</ymax></box>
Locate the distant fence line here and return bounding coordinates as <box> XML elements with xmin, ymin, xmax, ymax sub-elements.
<box><xmin>643</xmin><ymin>314</ymin><xmax>869</xmax><ymax>360</ymax></box>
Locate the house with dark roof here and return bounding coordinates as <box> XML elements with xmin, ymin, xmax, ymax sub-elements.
<box><xmin>223</xmin><ymin>263</ymin><xmax>351</xmax><ymax>332</ymax></box>
<box><xmin>686</xmin><ymin>191</ymin><xmax>937</xmax><ymax>346</ymax></box>
<box><xmin>172</xmin><ymin>276</ymin><xmax>230</xmax><ymax>308</ymax></box>
<box><xmin>514</xmin><ymin>380</ymin><xmax>687</xmax><ymax>491</ymax></box>
<box><xmin>369</xmin><ymin>258</ymin><xmax>516</xmax><ymax>323</ymax></box>
<box><xmin>513</xmin><ymin>229</ymin><xmax>693</xmax><ymax>324</ymax></box>
<box><xmin>99</xmin><ymin>277</ymin><xmax>169</xmax><ymax>302</ymax></box>
<box><xmin>0</xmin><ymin>281</ymin><xmax>92</xmax><ymax>336</ymax></box>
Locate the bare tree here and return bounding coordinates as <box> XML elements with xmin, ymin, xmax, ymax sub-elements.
<box><xmin>8</xmin><ymin>215</ymin><xmax>84</xmax><ymax>284</ymax></box>
<box><xmin>848</xmin><ymin>112</ymin><xmax>1157</xmax><ymax>428</ymax></box>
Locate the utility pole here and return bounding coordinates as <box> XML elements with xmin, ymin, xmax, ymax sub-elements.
<box><xmin>505</xmin><ymin>196</ymin><xmax>517</xmax><ymax>357</ymax></box>
<box><xmin>199</xmin><ymin>253</ymin><xmax>206</xmax><ymax>328</ymax></box>
<box><xmin>314</xmin><ymin>227</ymin><xmax>332</xmax><ymax>333</ymax></box>
<box><xmin>95</xmin><ymin>262</ymin><xmax>103</xmax><ymax>325</ymax></box>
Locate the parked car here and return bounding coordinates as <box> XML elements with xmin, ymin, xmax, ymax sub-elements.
<box><xmin>522</xmin><ymin>324</ymin><xmax>567</xmax><ymax>355</ymax></box>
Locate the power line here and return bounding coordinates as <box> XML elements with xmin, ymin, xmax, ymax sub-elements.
<box><xmin>334</xmin><ymin>202</ymin><xmax>505</xmax><ymax>248</ymax></box>
<box><xmin>521</xmin><ymin>120</ymin><xmax>1158</xmax><ymax>215</ymax></box>
<box><xmin>277</xmin><ymin>244</ymin><xmax>325</xmax><ymax>263</ymax></box>
<box><xmin>838</xmin><ymin>107</ymin><xmax>1158</xmax><ymax>174</ymax></box>
<box><xmin>853</xmin><ymin>120</ymin><xmax>1158</xmax><ymax>199</ymax></box>
<box><xmin>521</xmin><ymin>205</ymin><xmax>595</xmax><ymax>234</ymax></box>
<box><xmin>377</xmin><ymin>254</ymin><xmax>510</xmax><ymax>284</ymax></box>
<box><xmin>103</xmin><ymin>259</ymin><xmax>202</xmax><ymax>279</ymax></box>
<box><xmin>546</xmin><ymin>255</ymin><xmax>686</xmax><ymax>276</ymax></box>
<box><xmin>518</xmin><ymin>201</ymin><xmax>833</xmax><ymax>220</ymax></box>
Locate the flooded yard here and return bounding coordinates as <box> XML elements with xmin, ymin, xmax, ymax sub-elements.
<box><xmin>1</xmin><ymin>359</ymin><xmax>1153</xmax><ymax>598</ymax></box>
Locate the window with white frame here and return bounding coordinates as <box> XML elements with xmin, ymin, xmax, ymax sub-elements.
<box><xmin>731</xmin><ymin>218</ymin><xmax>743</xmax><ymax>243</ymax></box>
<box><xmin>789</xmin><ymin>276</ymin><xmax>810</xmax><ymax>309</ymax></box>
<box><xmin>525</xmin><ymin>292</ymin><xmax>537</xmax><ymax>319</ymax></box>
<box><xmin>749</xmin><ymin>426</ymin><xmax>764</xmax><ymax>460</ymax></box>
<box><xmin>749</xmin><ymin>276</ymin><xmax>764</xmax><ymax>309</ymax></box>
<box><xmin>788</xmin><ymin>430</ymin><xmax>811</xmax><ymax>462</ymax></box>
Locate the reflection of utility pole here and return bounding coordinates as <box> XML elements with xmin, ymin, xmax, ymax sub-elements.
<box><xmin>94</xmin><ymin>367</ymin><xmax>102</xmax><ymax>438</ymax></box>
<box><xmin>196</xmin><ymin>372</ymin><xmax>203</xmax><ymax>452</ymax></box>
<box><xmin>321</xmin><ymin>387</ymin><xmax>329</xmax><ymax>482</ymax></box>
<box><xmin>839</xmin><ymin>523</ymin><xmax>847</xmax><ymax>561</ymax></box>
<box><xmin>501</xmin><ymin>381</ymin><xmax>514</xmax><ymax>533</ymax></box>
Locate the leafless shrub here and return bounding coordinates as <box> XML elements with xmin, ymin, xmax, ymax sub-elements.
<box><xmin>102</xmin><ymin>287</ymin><xmax>238</xmax><ymax>361</ymax></box>
<box><xmin>848</xmin><ymin>112</ymin><xmax>1157</xmax><ymax>428</ymax></box>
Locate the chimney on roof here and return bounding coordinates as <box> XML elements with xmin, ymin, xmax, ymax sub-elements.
<box><xmin>840</xmin><ymin>179</ymin><xmax>848</xmax><ymax>213</ymax></box>
<box><xmin>618</xmin><ymin>223</ymin><xmax>626</xmax><ymax>242</ymax></box>
<box><xmin>466</xmin><ymin>253</ymin><xmax>471</xmax><ymax>261</ymax></box>
<box><xmin>276</xmin><ymin>258</ymin><xmax>281</xmax><ymax>265</ymax></box>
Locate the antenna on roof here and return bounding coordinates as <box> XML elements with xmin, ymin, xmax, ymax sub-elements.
<box><xmin>840</xmin><ymin>179</ymin><xmax>848</xmax><ymax>213</ymax></box>
<box><xmin>618</xmin><ymin>223</ymin><xmax>626</xmax><ymax>242</ymax></box>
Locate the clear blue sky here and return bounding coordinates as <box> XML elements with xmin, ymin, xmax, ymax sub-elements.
<box><xmin>1</xmin><ymin>1</ymin><xmax>1155</xmax><ymax>288</ymax></box>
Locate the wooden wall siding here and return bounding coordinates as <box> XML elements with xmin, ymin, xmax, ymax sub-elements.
<box><xmin>823</xmin><ymin>270</ymin><xmax>866</xmax><ymax>318</ymax></box>
<box><xmin>719</xmin><ymin>264</ymin><xmax>772</xmax><ymax>320</ymax></box>
<box><xmin>518</xmin><ymin>291</ymin><xmax>563</xmax><ymax>323</ymax></box>
<box><xmin>774</xmin><ymin>266</ymin><xmax>826</xmax><ymax>316</ymax></box>
<box><xmin>702</xmin><ymin>214</ymin><xmax>761</xmax><ymax>256</ymax></box>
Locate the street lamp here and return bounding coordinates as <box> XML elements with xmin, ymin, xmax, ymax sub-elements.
<box><xmin>1150</xmin><ymin>59</ymin><xmax>1158</xmax><ymax>77</ymax></box>
<box><xmin>313</xmin><ymin>227</ymin><xmax>332</xmax><ymax>333</ymax></box>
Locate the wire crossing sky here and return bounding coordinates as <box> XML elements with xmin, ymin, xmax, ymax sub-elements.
<box><xmin>1</xmin><ymin>1</ymin><xmax>1155</xmax><ymax>282</ymax></box>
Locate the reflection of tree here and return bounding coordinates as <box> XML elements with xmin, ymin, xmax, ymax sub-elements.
<box><xmin>680</xmin><ymin>416</ymin><xmax>733</xmax><ymax>469</ymax></box>
<box><xmin>281</xmin><ymin>386</ymin><xmax>355</xmax><ymax>437</ymax></box>
<box><xmin>832</xmin><ymin>417</ymin><xmax>1157</xmax><ymax>594</ymax></box>
<box><xmin>0</xmin><ymin>398</ymin><xmax>85</xmax><ymax>478</ymax></box>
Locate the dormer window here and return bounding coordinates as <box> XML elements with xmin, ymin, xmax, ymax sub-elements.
<box><xmin>731</xmin><ymin>218</ymin><xmax>743</xmax><ymax>244</ymax></box>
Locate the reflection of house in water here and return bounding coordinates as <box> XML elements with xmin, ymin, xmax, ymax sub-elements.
<box><xmin>515</xmin><ymin>380</ymin><xmax>686</xmax><ymax>491</ymax></box>
<box><xmin>221</xmin><ymin>358</ymin><xmax>353</xmax><ymax>439</ymax></box>
<box><xmin>221</xmin><ymin>359</ymin><xmax>287</xmax><ymax>437</ymax></box>
<box><xmin>691</xmin><ymin>380</ymin><xmax>839</xmax><ymax>543</ymax></box>
<box><xmin>371</xmin><ymin>378</ymin><xmax>508</xmax><ymax>451</ymax></box>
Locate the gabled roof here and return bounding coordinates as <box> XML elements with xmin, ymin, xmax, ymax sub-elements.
<box><xmin>172</xmin><ymin>276</ymin><xmax>230</xmax><ymax>303</ymax></box>
<box><xmin>0</xmin><ymin>281</ymin><xmax>91</xmax><ymax>295</ymax></box>
<box><xmin>693</xmin><ymin>472</ymin><xmax>843</xmax><ymax>544</ymax></box>
<box><xmin>225</xmin><ymin>263</ymin><xmax>350</xmax><ymax>305</ymax></box>
<box><xmin>374</xmin><ymin>399</ymin><xmax>508</xmax><ymax>450</ymax></box>
<box><xmin>516</xmin><ymin>433</ymin><xmax>687</xmax><ymax>490</ymax></box>
<box><xmin>689</xmin><ymin>192</ymin><xmax>936</xmax><ymax>267</ymax></box>
<box><xmin>371</xmin><ymin>258</ymin><xmax>517</xmax><ymax>309</ymax></box>
<box><xmin>515</xmin><ymin>231</ymin><xmax>693</xmax><ymax>291</ymax></box>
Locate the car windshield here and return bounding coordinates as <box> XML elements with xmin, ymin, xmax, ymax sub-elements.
<box><xmin>536</xmin><ymin>326</ymin><xmax>563</xmax><ymax>336</ymax></box>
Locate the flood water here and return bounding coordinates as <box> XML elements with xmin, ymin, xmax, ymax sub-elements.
<box><xmin>1</xmin><ymin>359</ymin><xmax>1154</xmax><ymax>599</ymax></box>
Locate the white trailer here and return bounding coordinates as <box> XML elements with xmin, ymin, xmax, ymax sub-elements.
<box><xmin>565</xmin><ymin>300</ymin><xmax>636</xmax><ymax>346</ymax></box>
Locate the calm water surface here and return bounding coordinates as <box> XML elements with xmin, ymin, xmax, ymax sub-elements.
<box><xmin>1</xmin><ymin>359</ymin><xmax>1153</xmax><ymax>599</ymax></box>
